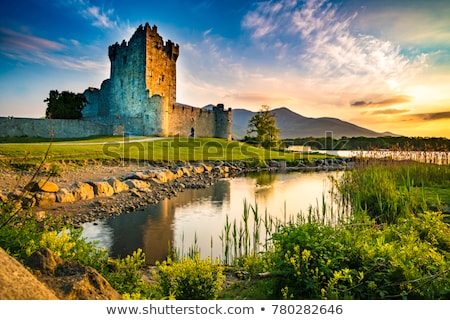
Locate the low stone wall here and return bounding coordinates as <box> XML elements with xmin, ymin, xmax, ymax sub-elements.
<box><xmin>0</xmin><ymin>117</ymin><xmax>123</xmax><ymax>138</ymax></box>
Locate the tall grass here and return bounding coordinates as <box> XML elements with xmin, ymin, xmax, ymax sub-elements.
<box><xmin>216</xmin><ymin>195</ymin><xmax>352</xmax><ymax>265</ymax></box>
<box><xmin>333</xmin><ymin>161</ymin><xmax>450</xmax><ymax>224</ymax></box>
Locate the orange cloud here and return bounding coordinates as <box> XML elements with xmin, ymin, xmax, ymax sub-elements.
<box><xmin>371</xmin><ymin>108</ymin><xmax>411</xmax><ymax>115</ymax></box>
<box><xmin>412</xmin><ymin>111</ymin><xmax>450</xmax><ymax>121</ymax></box>
<box><xmin>351</xmin><ymin>95</ymin><xmax>413</xmax><ymax>108</ymax></box>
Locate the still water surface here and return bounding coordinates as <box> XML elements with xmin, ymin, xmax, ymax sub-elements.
<box><xmin>82</xmin><ymin>171</ymin><xmax>341</xmax><ymax>264</ymax></box>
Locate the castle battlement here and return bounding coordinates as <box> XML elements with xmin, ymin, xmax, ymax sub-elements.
<box><xmin>108</xmin><ymin>23</ymin><xmax>179</xmax><ymax>63</ymax></box>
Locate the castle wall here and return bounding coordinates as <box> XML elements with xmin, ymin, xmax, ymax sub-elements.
<box><xmin>0</xmin><ymin>117</ymin><xmax>122</xmax><ymax>139</ymax></box>
<box><xmin>167</xmin><ymin>104</ymin><xmax>232</xmax><ymax>139</ymax></box>
<box><xmin>168</xmin><ymin>105</ymin><xmax>215</xmax><ymax>137</ymax></box>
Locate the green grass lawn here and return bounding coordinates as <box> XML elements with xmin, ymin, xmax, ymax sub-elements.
<box><xmin>0</xmin><ymin>136</ymin><xmax>328</xmax><ymax>163</ymax></box>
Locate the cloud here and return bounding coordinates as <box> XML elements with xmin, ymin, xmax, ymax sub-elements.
<box><xmin>223</xmin><ymin>92</ymin><xmax>294</xmax><ymax>105</ymax></box>
<box><xmin>0</xmin><ymin>27</ymin><xmax>106</xmax><ymax>71</ymax></box>
<box><xmin>81</xmin><ymin>5</ymin><xmax>117</xmax><ymax>29</ymax></box>
<box><xmin>241</xmin><ymin>0</ymin><xmax>427</xmax><ymax>101</ymax></box>
<box><xmin>414</xmin><ymin>111</ymin><xmax>450</xmax><ymax>121</ymax></box>
<box><xmin>371</xmin><ymin>108</ymin><xmax>411</xmax><ymax>115</ymax></box>
<box><xmin>0</xmin><ymin>27</ymin><xmax>65</xmax><ymax>52</ymax></box>
<box><xmin>351</xmin><ymin>95</ymin><xmax>413</xmax><ymax>108</ymax></box>
<box><xmin>242</xmin><ymin>1</ymin><xmax>288</xmax><ymax>39</ymax></box>
<box><xmin>57</xmin><ymin>0</ymin><xmax>118</xmax><ymax>29</ymax></box>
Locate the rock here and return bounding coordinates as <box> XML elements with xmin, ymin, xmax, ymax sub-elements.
<box><xmin>153</xmin><ymin>170</ymin><xmax>176</xmax><ymax>184</ymax></box>
<box><xmin>21</xmin><ymin>194</ymin><xmax>36</xmax><ymax>208</ymax></box>
<box><xmin>26</xmin><ymin>180</ymin><xmax>59</xmax><ymax>193</ymax></box>
<box><xmin>0</xmin><ymin>247</ymin><xmax>58</xmax><ymax>300</ymax></box>
<box><xmin>123</xmin><ymin>171</ymin><xmax>151</xmax><ymax>181</ymax></box>
<box><xmin>25</xmin><ymin>247</ymin><xmax>63</xmax><ymax>276</ymax></box>
<box><xmin>25</xmin><ymin>248</ymin><xmax>122</xmax><ymax>300</ymax></box>
<box><xmin>34</xmin><ymin>210</ymin><xmax>47</xmax><ymax>221</ymax></box>
<box><xmin>124</xmin><ymin>179</ymin><xmax>150</xmax><ymax>190</ymax></box>
<box><xmin>56</xmin><ymin>188</ymin><xmax>76</xmax><ymax>203</ymax></box>
<box><xmin>35</xmin><ymin>192</ymin><xmax>57</xmax><ymax>207</ymax></box>
<box><xmin>193</xmin><ymin>165</ymin><xmax>205</xmax><ymax>174</ymax></box>
<box><xmin>202</xmin><ymin>163</ymin><xmax>213</xmax><ymax>172</ymax></box>
<box><xmin>0</xmin><ymin>192</ymin><xmax>8</xmax><ymax>203</ymax></box>
<box><xmin>89</xmin><ymin>181</ymin><xmax>115</xmax><ymax>197</ymax></box>
<box><xmin>173</xmin><ymin>168</ymin><xmax>184</xmax><ymax>178</ymax></box>
<box><xmin>70</xmin><ymin>182</ymin><xmax>95</xmax><ymax>201</ymax></box>
<box><xmin>107</xmin><ymin>178</ymin><xmax>129</xmax><ymax>193</ymax></box>
<box><xmin>181</xmin><ymin>167</ymin><xmax>192</xmax><ymax>176</ymax></box>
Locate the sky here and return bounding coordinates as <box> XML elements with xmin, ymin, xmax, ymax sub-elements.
<box><xmin>1</xmin><ymin>0</ymin><xmax>450</xmax><ymax>138</ymax></box>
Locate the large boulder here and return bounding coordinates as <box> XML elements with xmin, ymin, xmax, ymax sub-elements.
<box><xmin>89</xmin><ymin>181</ymin><xmax>115</xmax><ymax>197</ymax></box>
<box><xmin>26</xmin><ymin>180</ymin><xmax>59</xmax><ymax>193</ymax></box>
<box><xmin>107</xmin><ymin>178</ymin><xmax>129</xmax><ymax>194</ymax></box>
<box><xmin>56</xmin><ymin>188</ymin><xmax>76</xmax><ymax>203</ymax></box>
<box><xmin>25</xmin><ymin>248</ymin><xmax>122</xmax><ymax>300</ymax></box>
<box><xmin>0</xmin><ymin>247</ymin><xmax>58</xmax><ymax>300</ymax></box>
<box><xmin>124</xmin><ymin>179</ymin><xmax>150</xmax><ymax>190</ymax></box>
<box><xmin>70</xmin><ymin>182</ymin><xmax>95</xmax><ymax>201</ymax></box>
<box><xmin>153</xmin><ymin>170</ymin><xmax>176</xmax><ymax>184</ymax></box>
<box><xmin>34</xmin><ymin>191</ymin><xmax>57</xmax><ymax>207</ymax></box>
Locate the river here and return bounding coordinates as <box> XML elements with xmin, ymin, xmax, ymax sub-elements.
<box><xmin>81</xmin><ymin>170</ymin><xmax>343</xmax><ymax>264</ymax></box>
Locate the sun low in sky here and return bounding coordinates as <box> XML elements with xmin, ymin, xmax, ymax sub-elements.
<box><xmin>0</xmin><ymin>0</ymin><xmax>449</xmax><ymax>138</ymax></box>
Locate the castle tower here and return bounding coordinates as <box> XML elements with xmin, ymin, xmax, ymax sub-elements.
<box><xmin>82</xmin><ymin>23</ymin><xmax>232</xmax><ymax>139</ymax></box>
<box><xmin>106</xmin><ymin>23</ymin><xmax>179</xmax><ymax>135</ymax></box>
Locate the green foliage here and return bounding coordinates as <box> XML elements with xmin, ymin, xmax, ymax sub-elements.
<box><xmin>44</xmin><ymin>90</ymin><xmax>87</xmax><ymax>119</ymax></box>
<box><xmin>247</xmin><ymin>105</ymin><xmax>281</xmax><ymax>149</ymax></box>
<box><xmin>100</xmin><ymin>248</ymin><xmax>158</xmax><ymax>298</ymax></box>
<box><xmin>265</xmin><ymin>213</ymin><xmax>450</xmax><ymax>300</ymax></box>
<box><xmin>155</xmin><ymin>254</ymin><xmax>225</xmax><ymax>299</ymax></box>
<box><xmin>0</xmin><ymin>209</ymin><xmax>51</xmax><ymax>261</ymax></box>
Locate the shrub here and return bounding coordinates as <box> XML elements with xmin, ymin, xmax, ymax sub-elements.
<box><xmin>155</xmin><ymin>254</ymin><xmax>225</xmax><ymax>299</ymax></box>
<box><xmin>266</xmin><ymin>213</ymin><xmax>450</xmax><ymax>299</ymax></box>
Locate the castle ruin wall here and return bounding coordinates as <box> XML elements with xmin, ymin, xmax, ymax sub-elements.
<box><xmin>0</xmin><ymin>117</ymin><xmax>122</xmax><ymax>139</ymax></box>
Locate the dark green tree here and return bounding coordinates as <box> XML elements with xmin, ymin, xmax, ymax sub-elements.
<box><xmin>44</xmin><ymin>90</ymin><xmax>87</xmax><ymax>119</ymax></box>
<box><xmin>247</xmin><ymin>105</ymin><xmax>281</xmax><ymax>148</ymax></box>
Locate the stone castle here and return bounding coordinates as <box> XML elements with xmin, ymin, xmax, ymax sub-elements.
<box><xmin>82</xmin><ymin>23</ymin><xmax>232</xmax><ymax>139</ymax></box>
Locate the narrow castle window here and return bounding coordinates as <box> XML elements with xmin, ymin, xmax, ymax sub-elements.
<box><xmin>161</xmin><ymin>74</ymin><xmax>165</xmax><ymax>82</ymax></box>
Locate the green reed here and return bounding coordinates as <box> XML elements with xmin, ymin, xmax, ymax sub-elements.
<box><xmin>333</xmin><ymin>161</ymin><xmax>449</xmax><ymax>224</ymax></box>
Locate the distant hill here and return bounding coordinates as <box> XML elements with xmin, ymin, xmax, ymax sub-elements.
<box><xmin>230</xmin><ymin>107</ymin><xmax>397</xmax><ymax>139</ymax></box>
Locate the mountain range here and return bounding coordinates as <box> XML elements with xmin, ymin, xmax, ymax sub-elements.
<box><xmin>228</xmin><ymin>107</ymin><xmax>397</xmax><ymax>139</ymax></box>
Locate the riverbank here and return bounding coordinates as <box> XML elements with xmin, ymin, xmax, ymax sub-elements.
<box><xmin>0</xmin><ymin>158</ymin><xmax>351</xmax><ymax>226</ymax></box>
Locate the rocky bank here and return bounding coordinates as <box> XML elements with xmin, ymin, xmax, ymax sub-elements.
<box><xmin>0</xmin><ymin>158</ymin><xmax>351</xmax><ymax>226</ymax></box>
